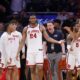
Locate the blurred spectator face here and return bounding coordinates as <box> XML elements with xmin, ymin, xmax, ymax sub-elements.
<box><xmin>67</xmin><ymin>12</ymin><xmax>74</xmax><ymax>19</ymax></box>
<box><xmin>0</xmin><ymin>5</ymin><xmax>6</xmax><ymax>13</ymax></box>
<box><xmin>29</xmin><ymin>15</ymin><xmax>37</xmax><ymax>24</ymax></box>
<box><xmin>54</xmin><ymin>22</ymin><xmax>60</xmax><ymax>29</ymax></box>
<box><xmin>0</xmin><ymin>22</ymin><xmax>4</xmax><ymax>31</ymax></box>
<box><xmin>53</xmin><ymin>19</ymin><xmax>61</xmax><ymax>29</ymax></box>
<box><xmin>47</xmin><ymin>22</ymin><xmax>54</xmax><ymax>33</ymax></box>
<box><xmin>75</xmin><ymin>19</ymin><xmax>80</xmax><ymax>29</ymax></box>
<box><xmin>76</xmin><ymin>12</ymin><xmax>80</xmax><ymax>18</ymax></box>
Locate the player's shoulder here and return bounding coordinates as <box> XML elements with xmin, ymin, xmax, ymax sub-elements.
<box><xmin>39</xmin><ymin>25</ymin><xmax>46</xmax><ymax>31</ymax></box>
<box><xmin>0</xmin><ymin>32</ymin><xmax>7</xmax><ymax>39</ymax></box>
<box><xmin>1</xmin><ymin>32</ymin><xmax>7</xmax><ymax>37</ymax></box>
<box><xmin>23</xmin><ymin>26</ymin><xmax>28</xmax><ymax>33</ymax></box>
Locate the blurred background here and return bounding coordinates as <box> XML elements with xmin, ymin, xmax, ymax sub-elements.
<box><xmin>0</xmin><ymin>0</ymin><xmax>80</xmax><ymax>23</ymax></box>
<box><xmin>0</xmin><ymin>0</ymin><xmax>80</xmax><ymax>80</ymax></box>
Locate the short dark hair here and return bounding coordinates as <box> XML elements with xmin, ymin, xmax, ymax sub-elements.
<box><xmin>4</xmin><ymin>20</ymin><xmax>18</xmax><ymax>31</ymax></box>
<box><xmin>9</xmin><ymin>20</ymin><xmax>18</xmax><ymax>25</ymax></box>
<box><xmin>54</xmin><ymin>19</ymin><xmax>61</xmax><ymax>25</ymax></box>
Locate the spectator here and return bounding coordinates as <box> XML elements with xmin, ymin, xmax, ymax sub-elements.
<box><xmin>11</xmin><ymin>0</ymin><xmax>23</xmax><ymax>13</ymax></box>
<box><xmin>56</xmin><ymin>12</ymin><xmax>68</xmax><ymax>22</ymax></box>
<box><xmin>46</xmin><ymin>21</ymin><xmax>64</xmax><ymax>80</ymax></box>
<box><xmin>0</xmin><ymin>5</ymin><xmax>6</xmax><ymax>22</ymax></box>
<box><xmin>53</xmin><ymin>19</ymin><xmax>62</xmax><ymax>30</ymax></box>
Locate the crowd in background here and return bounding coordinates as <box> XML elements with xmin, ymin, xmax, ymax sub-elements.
<box><xmin>0</xmin><ymin>0</ymin><xmax>80</xmax><ymax>80</ymax></box>
<box><xmin>0</xmin><ymin>0</ymin><xmax>80</xmax><ymax>16</ymax></box>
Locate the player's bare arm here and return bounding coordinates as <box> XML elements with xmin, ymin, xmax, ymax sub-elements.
<box><xmin>40</xmin><ymin>26</ymin><xmax>64</xmax><ymax>44</ymax></box>
<box><xmin>16</xmin><ymin>27</ymin><xmax>27</xmax><ymax>58</ymax></box>
<box><xmin>64</xmin><ymin>26</ymin><xmax>74</xmax><ymax>39</ymax></box>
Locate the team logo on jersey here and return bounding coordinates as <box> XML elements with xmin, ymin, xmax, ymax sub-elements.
<box><xmin>8</xmin><ymin>37</ymin><xmax>15</xmax><ymax>40</ymax></box>
<box><xmin>13</xmin><ymin>35</ymin><xmax>19</xmax><ymax>38</ymax></box>
<box><xmin>54</xmin><ymin>34</ymin><xmax>58</xmax><ymax>37</ymax></box>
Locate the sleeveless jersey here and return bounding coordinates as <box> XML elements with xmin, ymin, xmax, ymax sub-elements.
<box><xmin>26</xmin><ymin>24</ymin><xmax>43</xmax><ymax>53</ymax></box>
<box><xmin>71</xmin><ymin>37</ymin><xmax>80</xmax><ymax>54</ymax></box>
<box><xmin>1</xmin><ymin>31</ymin><xmax>22</xmax><ymax>58</ymax></box>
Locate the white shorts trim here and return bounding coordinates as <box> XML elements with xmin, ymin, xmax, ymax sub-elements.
<box><xmin>7</xmin><ymin>57</ymin><xmax>20</xmax><ymax>68</ymax></box>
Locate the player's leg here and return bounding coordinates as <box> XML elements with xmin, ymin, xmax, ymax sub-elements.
<box><xmin>25</xmin><ymin>64</ymin><xmax>31</xmax><ymax>80</ymax></box>
<box><xmin>26</xmin><ymin>53</ymin><xmax>36</xmax><ymax>80</ymax></box>
<box><xmin>29</xmin><ymin>66</ymin><xmax>36</xmax><ymax>80</ymax></box>
<box><xmin>36</xmin><ymin>64</ymin><xmax>43</xmax><ymax>80</ymax></box>
<box><xmin>11</xmin><ymin>57</ymin><xmax>20</xmax><ymax>80</ymax></box>
<box><xmin>36</xmin><ymin>52</ymin><xmax>44</xmax><ymax>80</ymax></box>
<box><xmin>77</xmin><ymin>69</ymin><xmax>80</xmax><ymax>79</ymax></box>
<box><xmin>67</xmin><ymin>70</ymin><xmax>77</xmax><ymax>80</ymax></box>
<box><xmin>0</xmin><ymin>51</ymin><xmax>2</xmax><ymax>78</ymax></box>
<box><xmin>6</xmin><ymin>57</ymin><xmax>14</xmax><ymax>80</ymax></box>
<box><xmin>0</xmin><ymin>68</ymin><xmax>3</xmax><ymax>78</ymax></box>
<box><xmin>0</xmin><ymin>69</ymin><xmax>2</xmax><ymax>79</ymax></box>
<box><xmin>12</xmin><ymin>66</ymin><xmax>20</xmax><ymax>80</ymax></box>
<box><xmin>0</xmin><ymin>68</ymin><xmax>7</xmax><ymax>80</ymax></box>
<box><xmin>6</xmin><ymin>68</ymin><xmax>13</xmax><ymax>80</ymax></box>
<box><xmin>76</xmin><ymin>54</ymin><xmax>80</xmax><ymax>79</ymax></box>
<box><xmin>0</xmin><ymin>54</ymin><xmax>6</xmax><ymax>79</ymax></box>
<box><xmin>67</xmin><ymin>53</ymin><xmax>76</xmax><ymax>80</ymax></box>
<box><xmin>0</xmin><ymin>68</ymin><xmax>2</xmax><ymax>74</ymax></box>
<box><xmin>0</xmin><ymin>63</ymin><xmax>6</xmax><ymax>80</ymax></box>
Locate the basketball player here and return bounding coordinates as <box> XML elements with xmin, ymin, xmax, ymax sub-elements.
<box><xmin>0</xmin><ymin>38</ymin><xmax>6</xmax><ymax>79</ymax></box>
<box><xmin>64</xmin><ymin>24</ymin><xmax>80</xmax><ymax>80</ymax></box>
<box><xmin>0</xmin><ymin>22</ymin><xmax>5</xmax><ymax>79</ymax></box>
<box><xmin>16</xmin><ymin>15</ymin><xmax>64</xmax><ymax>80</ymax></box>
<box><xmin>0</xmin><ymin>20</ymin><xmax>22</xmax><ymax>80</ymax></box>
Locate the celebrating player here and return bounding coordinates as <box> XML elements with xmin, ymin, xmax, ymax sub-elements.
<box><xmin>64</xmin><ymin>23</ymin><xmax>80</xmax><ymax>80</ymax></box>
<box><xmin>0</xmin><ymin>20</ymin><xmax>22</xmax><ymax>80</ymax></box>
<box><xmin>16</xmin><ymin>15</ymin><xmax>64</xmax><ymax>80</ymax></box>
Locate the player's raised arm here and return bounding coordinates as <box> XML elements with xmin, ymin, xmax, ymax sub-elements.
<box><xmin>16</xmin><ymin>27</ymin><xmax>27</xmax><ymax>57</ymax></box>
<box><xmin>41</xmin><ymin>26</ymin><xmax>64</xmax><ymax>44</ymax></box>
<box><xmin>64</xmin><ymin>26</ymin><xmax>74</xmax><ymax>39</ymax></box>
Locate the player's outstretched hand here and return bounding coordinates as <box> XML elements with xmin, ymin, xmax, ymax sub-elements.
<box><xmin>58</xmin><ymin>40</ymin><xmax>65</xmax><ymax>44</ymax></box>
<box><xmin>64</xmin><ymin>26</ymin><xmax>71</xmax><ymax>32</ymax></box>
